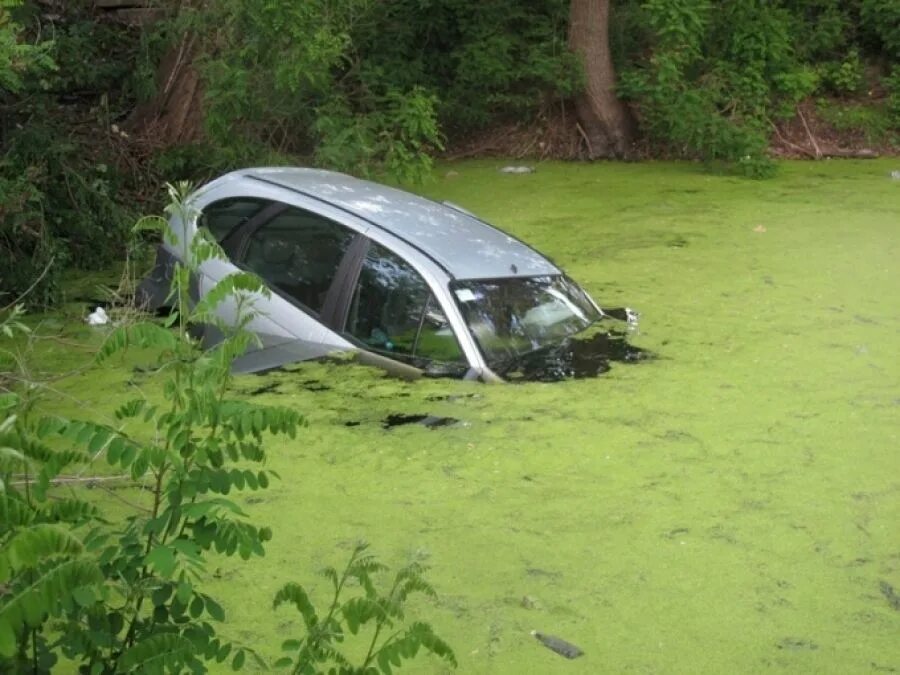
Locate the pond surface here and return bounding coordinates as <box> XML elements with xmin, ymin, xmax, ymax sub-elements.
<box><xmin>44</xmin><ymin>160</ymin><xmax>900</xmax><ymax>673</ymax></box>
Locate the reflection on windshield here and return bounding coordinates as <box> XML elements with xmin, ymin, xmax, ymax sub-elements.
<box><xmin>451</xmin><ymin>275</ymin><xmax>601</xmax><ymax>367</ymax></box>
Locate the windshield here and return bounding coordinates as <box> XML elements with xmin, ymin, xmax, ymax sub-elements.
<box><xmin>450</xmin><ymin>275</ymin><xmax>601</xmax><ymax>367</ymax></box>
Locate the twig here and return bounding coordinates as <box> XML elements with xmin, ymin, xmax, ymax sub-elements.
<box><xmin>768</xmin><ymin>118</ymin><xmax>816</xmax><ymax>159</ymax></box>
<box><xmin>10</xmin><ymin>474</ymin><xmax>130</xmax><ymax>487</ymax></box>
<box><xmin>575</xmin><ymin>122</ymin><xmax>593</xmax><ymax>159</ymax></box>
<box><xmin>94</xmin><ymin>482</ymin><xmax>153</xmax><ymax>513</ymax></box>
<box><xmin>1</xmin><ymin>256</ymin><xmax>55</xmax><ymax>311</ymax></box>
<box><xmin>797</xmin><ymin>107</ymin><xmax>822</xmax><ymax>159</ymax></box>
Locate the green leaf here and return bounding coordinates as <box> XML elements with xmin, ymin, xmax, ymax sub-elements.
<box><xmin>117</xmin><ymin>633</ymin><xmax>194</xmax><ymax>672</ymax></box>
<box><xmin>231</xmin><ymin>649</ymin><xmax>245</xmax><ymax>670</ymax></box>
<box><xmin>0</xmin><ymin>558</ymin><xmax>103</xmax><ymax>657</ymax></box>
<box><xmin>107</xmin><ymin>436</ymin><xmax>124</xmax><ymax>464</ymax></box>
<box><xmin>189</xmin><ymin>594</ymin><xmax>204</xmax><ymax>618</ymax></box>
<box><xmin>273</xmin><ymin>582</ymin><xmax>318</xmax><ymax>630</ymax></box>
<box><xmin>204</xmin><ymin>594</ymin><xmax>225</xmax><ymax>621</ymax></box>
<box><xmin>176</xmin><ymin>579</ymin><xmax>192</xmax><ymax>605</ymax></box>
<box><xmin>151</xmin><ymin>584</ymin><xmax>172</xmax><ymax>607</ymax></box>
<box><xmin>0</xmin><ymin>524</ymin><xmax>84</xmax><ymax>581</ymax></box>
<box><xmin>144</xmin><ymin>545</ymin><xmax>176</xmax><ymax>577</ymax></box>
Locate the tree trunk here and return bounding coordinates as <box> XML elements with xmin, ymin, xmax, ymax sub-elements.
<box><xmin>128</xmin><ymin>33</ymin><xmax>204</xmax><ymax>148</ymax></box>
<box><xmin>568</xmin><ymin>0</ymin><xmax>634</xmax><ymax>159</ymax></box>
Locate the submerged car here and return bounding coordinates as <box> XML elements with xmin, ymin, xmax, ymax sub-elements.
<box><xmin>138</xmin><ymin>167</ymin><xmax>634</xmax><ymax>382</ymax></box>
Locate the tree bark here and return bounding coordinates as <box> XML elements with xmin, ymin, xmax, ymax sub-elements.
<box><xmin>128</xmin><ymin>33</ymin><xmax>204</xmax><ymax>148</ymax></box>
<box><xmin>568</xmin><ymin>0</ymin><xmax>634</xmax><ymax>159</ymax></box>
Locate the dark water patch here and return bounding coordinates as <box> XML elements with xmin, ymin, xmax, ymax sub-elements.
<box><xmin>496</xmin><ymin>328</ymin><xmax>653</xmax><ymax>383</ymax></box>
<box><xmin>299</xmin><ymin>379</ymin><xmax>330</xmax><ymax>392</ymax></box>
<box><xmin>249</xmin><ymin>382</ymin><xmax>281</xmax><ymax>396</ymax></box>
<box><xmin>382</xmin><ymin>413</ymin><xmax>459</xmax><ymax>429</ymax></box>
<box><xmin>776</xmin><ymin>638</ymin><xmax>819</xmax><ymax>651</ymax></box>
<box><xmin>425</xmin><ymin>392</ymin><xmax>481</xmax><ymax>402</ymax></box>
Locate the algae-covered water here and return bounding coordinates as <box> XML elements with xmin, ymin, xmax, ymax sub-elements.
<box><xmin>34</xmin><ymin>160</ymin><xmax>900</xmax><ymax>673</ymax></box>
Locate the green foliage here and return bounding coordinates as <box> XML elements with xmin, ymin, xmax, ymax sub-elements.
<box><xmin>1</xmin><ymin>1</ymin><xmax>144</xmax><ymax>306</ymax></box>
<box><xmin>861</xmin><ymin>0</ymin><xmax>900</xmax><ymax>59</ymax></box>
<box><xmin>1</xmin><ymin>184</ymin><xmax>302</xmax><ymax>672</ymax></box>
<box><xmin>194</xmin><ymin>1</ymin><xmax>442</xmax><ymax>182</ymax></box>
<box><xmin>274</xmin><ymin>543</ymin><xmax>457</xmax><ymax>674</ymax></box>
<box><xmin>818</xmin><ymin>49</ymin><xmax>865</xmax><ymax>96</ymax></box>
<box><xmin>816</xmin><ymin>99</ymin><xmax>898</xmax><ymax>146</ymax></box>
<box><xmin>0</xmin><ymin>366</ymin><xmax>103</xmax><ymax>670</ymax></box>
<box><xmin>0</xmin><ymin>0</ymin><xmax>54</xmax><ymax>93</ymax></box>
<box><xmin>885</xmin><ymin>67</ymin><xmax>900</xmax><ymax>126</ymax></box>
<box><xmin>618</xmin><ymin>0</ymin><xmax>822</xmax><ymax>175</ymax></box>
<box><xmin>180</xmin><ymin>0</ymin><xmax>576</xmax><ymax>181</ymax></box>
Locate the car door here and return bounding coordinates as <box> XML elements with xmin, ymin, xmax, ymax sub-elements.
<box><xmin>198</xmin><ymin>200</ymin><xmax>362</xmax><ymax>370</ymax></box>
<box><xmin>339</xmin><ymin>239</ymin><xmax>469</xmax><ymax>378</ymax></box>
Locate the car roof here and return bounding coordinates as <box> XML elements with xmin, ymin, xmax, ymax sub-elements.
<box><xmin>214</xmin><ymin>167</ymin><xmax>560</xmax><ymax>280</ymax></box>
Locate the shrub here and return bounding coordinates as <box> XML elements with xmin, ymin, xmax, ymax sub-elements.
<box><xmin>1</xmin><ymin>184</ymin><xmax>303</xmax><ymax>672</ymax></box>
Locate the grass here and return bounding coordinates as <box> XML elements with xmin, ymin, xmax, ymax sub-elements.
<box><xmin>18</xmin><ymin>159</ymin><xmax>900</xmax><ymax>673</ymax></box>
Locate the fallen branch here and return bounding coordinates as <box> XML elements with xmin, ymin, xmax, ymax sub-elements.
<box><xmin>768</xmin><ymin>119</ymin><xmax>817</xmax><ymax>159</ymax></box>
<box><xmin>575</xmin><ymin>121</ymin><xmax>593</xmax><ymax>159</ymax></box>
<box><xmin>11</xmin><ymin>474</ymin><xmax>131</xmax><ymax>487</ymax></box>
<box><xmin>797</xmin><ymin>107</ymin><xmax>822</xmax><ymax>159</ymax></box>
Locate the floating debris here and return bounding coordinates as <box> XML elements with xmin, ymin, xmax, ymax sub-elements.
<box><xmin>879</xmin><ymin>580</ymin><xmax>900</xmax><ymax>611</ymax></box>
<box><xmin>86</xmin><ymin>306</ymin><xmax>109</xmax><ymax>326</ymax></box>
<box><xmin>499</xmin><ymin>166</ymin><xmax>535</xmax><ymax>174</ymax></box>
<box><xmin>531</xmin><ymin>631</ymin><xmax>583</xmax><ymax>659</ymax></box>
<box><xmin>381</xmin><ymin>414</ymin><xmax>459</xmax><ymax>429</ymax></box>
<box><xmin>776</xmin><ymin>637</ymin><xmax>819</xmax><ymax>651</ymax></box>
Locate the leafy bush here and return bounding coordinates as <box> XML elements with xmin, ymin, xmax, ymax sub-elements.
<box><xmin>861</xmin><ymin>0</ymin><xmax>900</xmax><ymax>59</ymax></box>
<box><xmin>817</xmin><ymin>99</ymin><xmax>898</xmax><ymax>145</ymax></box>
<box><xmin>618</xmin><ymin>0</ymin><xmax>823</xmax><ymax>175</ymax></box>
<box><xmin>1</xmin><ymin>1</ymin><xmax>145</xmax><ymax>306</ymax></box>
<box><xmin>1</xmin><ymin>184</ymin><xmax>303</xmax><ymax>672</ymax></box>
<box><xmin>818</xmin><ymin>49</ymin><xmax>865</xmax><ymax>96</ymax></box>
<box><xmin>274</xmin><ymin>542</ymin><xmax>457</xmax><ymax>674</ymax></box>
<box><xmin>195</xmin><ymin>1</ymin><xmax>442</xmax><ymax>183</ymax></box>
<box><xmin>886</xmin><ymin>67</ymin><xmax>900</xmax><ymax>126</ymax></box>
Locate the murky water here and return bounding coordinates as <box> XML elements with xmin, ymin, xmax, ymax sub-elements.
<box><xmin>31</xmin><ymin>160</ymin><xmax>900</xmax><ymax>673</ymax></box>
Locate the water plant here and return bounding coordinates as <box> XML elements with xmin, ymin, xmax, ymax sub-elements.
<box><xmin>273</xmin><ymin>542</ymin><xmax>457</xmax><ymax>674</ymax></box>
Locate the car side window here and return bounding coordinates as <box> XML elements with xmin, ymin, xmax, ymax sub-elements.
<box><xmin>346</xmin><ymin>242</ymin><xmax>464</xmax><ymax>364</ymax></box>
<box><xmin>199</xmin><ymin>198</ymin><xmax>270</xmax><ymax>242</ymax></box>
<box><xmin>241</xmin><ymin>207</ymin><xmax>355</xmax><ymax>315</ymax></box>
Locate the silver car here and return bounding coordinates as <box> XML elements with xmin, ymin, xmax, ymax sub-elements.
<box><xmin>138</xmin><ymin>167</ymin><xmax>628</xmax><ymax>382</ymax></box>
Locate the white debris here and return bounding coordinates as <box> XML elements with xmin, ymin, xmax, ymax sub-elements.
<box><xmin>890</xmin><ymin>170</ymin><xmax>900</xmax><ymax>180</ymax></box>
<box><xmin>499</xmin><ymin>166</ymin><xmax>535</xmax><ymax>174</ymax></box>
<box><xmin>86</xmin><ymin>306</ymin><xmax>109</xmax><ymax>326</ymax></box>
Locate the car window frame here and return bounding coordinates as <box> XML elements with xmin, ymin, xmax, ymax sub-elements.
<box><xmin>335</xmin><ymin>237</ymin><xmax>467</xmax><ymax>373</ymax></box>
<box><xmin>209</xmin><ymin>198</ymin><xmax>366</xmax><ymax>327</ymax></box>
